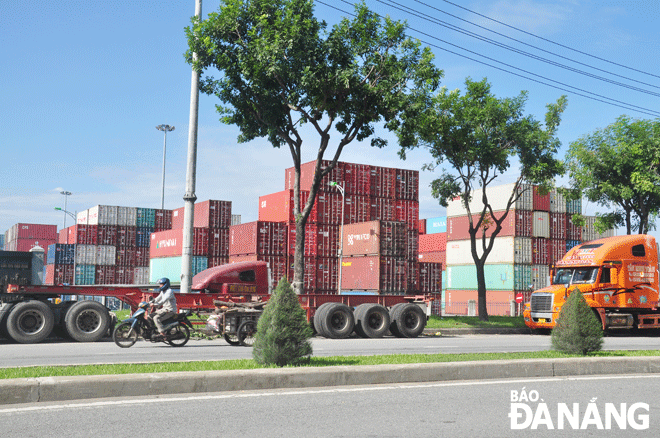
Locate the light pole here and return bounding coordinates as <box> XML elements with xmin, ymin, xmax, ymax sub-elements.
<box><xmin>60</xmin><ymin>191</ymin><xmax>72</xmax><ymax>229</ymax></box>
<box><xmin>54</xmin><ymin>208</ymin><xmax>76</xmax><ymax>242</ymax></box>
<box><xmin>156</xmin><ymin>124</ymin><xmax>175</xmax><ymax>209</ymax></box>
<box><xmin>330</xmin><ymin>182</ymin><xmax>345</xmax><ymax>294</ymax></box>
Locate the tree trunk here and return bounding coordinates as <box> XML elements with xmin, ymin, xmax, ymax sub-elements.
<box><xmin>475</xmin><ymin>259</ymin><xmax>489</xmax><ymax>321</ymax></box>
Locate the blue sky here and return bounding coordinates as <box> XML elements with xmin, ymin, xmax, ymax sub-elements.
<box><xmin>1</xmin><ymin>0</ymin><xmax>659</xmax><ymax>240</ymax></box>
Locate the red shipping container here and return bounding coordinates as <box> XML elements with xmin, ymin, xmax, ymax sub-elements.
<box><xmin>155</xmin><ymin>209</ymin><xmax>173</xmax><ymax>231</ymax></box>
<box><xmin>532</xmin><ymin>237</ymin><xmax>548</xmax><ymax>265</ymax></box>
<box><xmin>229</xmin><ymin>221</ymin><xmax>287</xmax><ymax>256</ymax></box>
<box><xmin>567</xmin><ymin>216</ymin><xmax>583</xmax><ymax>241</ymax></box>
<box><xmin>95</xmin><ymin>265</ymin><xmax>116</xmax><ymax>285</ymax></box>
<box><xmin>549</xmin><ymin>213</ymin><xmax>567</xmax><ymax>240</ymax></box>
<box><xmin>370</xmin><ymin>197</ymin><xmax>396</xmax><ymax>221</ymax></box>
<box><xmin>395</xmin><ymin>200</ymin><xmax>419</xmax><ymax>231</ymax></box>
<box><xmin>548</xmin><ymin>238</ymin><xmax>567</xmax><ymax>266</ymax></box>
<box><xmin>150</xmin><ymin>228</ymin><xmax>211</xmax><ymax>258</ymax></box>
<box><xmin>370</xmin><ymin>166</ymin><xmax>396</xmax><ymax>199</ymax></box>
<box><xmin>44</xmin><ymin>264</ymin><xmax>73</xmax><ymax>285</ymax></box>
<box><xmin>171</xmin><ymin>200</ymin><xmax>231</xmax><ymax>229</ymax></box>
<box><xmin>344</xmin><ymin>194</ymin><xmax>371</xmax><ymax>224</ymax></box>
<box><xmin>97</xmin><ymin>225</ymin><xmax>118</xmax><ymax>246</ymax></box>
<box><xmin>407</xmin><ymin>229</ymin><xmax>419</xmax><ymax>261</ymax></box>
<box><xmin>342</xmin><ymin>220</ymin><xmax>407</xmax><ymax>258</ymax></box>
<box><xmin>116</xmin><ymin>247</ymin><xmax>136</xmax><ymax>267</ymax></box>
<box><xmin>418</xmin><ymin>262</ymin><xmax>443</xmax><ymax>293</ymax></box>
<box><xmin>533</xmin><ymin>186</ymin><xmax>551</xmax><ymax>211</ymax></box>
<box><xmin>418</xmin><ymin>219</ymin><xmax>426</xmax><ymax>235</ymax></box>
<box><xmin>447</xmin><ymin>210</ymin><xmax>532</xmax><ymax>241</ymax></box>
<box><xmin>114</xmin><ymin>267</ymin><xmax>133</xmax><ymax>284</ymax></box>
<box><xmin>419</xmin><ymin>233</ymin><xmax>447</xmax><ymax>252</ymax></box>
<box><xmin>7</xmin><ymin>238</ymin><xmax>56</xmax><ymax>252</ymax></box>
<box><xmin>208</xmin><ymin>256</ymin><xmax>229</xmax><ymax>268</ymax></box>
<box><xmin>285</xmin><ymin>255</ymin><xmax>317</xmax><ymax>291</ymax></box>
<box><xmin>209</xmin><ymin>228</ymin><xmax>230</xmax><ymax>257</ymax></box>
<box><xmin>341</xmin><ymin>256</ymin><xmax>408</xmax><ymax>293</ymax></box>
<box><xmin>394</xmin><ymin>168</ymin><xmax>419</xmax><ymax>201</ymax></box>
<box><xmin>311</xmin><ymin>192</ymin><xmax>343</xmax><ymax>225</ymax></box>
<box><xmin>285</xmin><ymin>160</ymin><xmax>345</xmax><ymax>193</ymax></box>
<box><xmin>135</xmin><ymin>247</ymin><xmax>150</xmax><ymax>267</ymax></box>
<box><xmin>344</xmin><ymin>162</ymin><xmax>372</xmax><ymax>196</ymax></box>
<box><xmin>316</xmin><ymin>257</ymin><xmax>339</xmax><ymax>293</ymax></box>
<box><xmin>418</xmin><ymin>251</ymin><xmax>446</xmax><ymax>266</ymax></box>
<box><xmin>10</xmin><ymin>223</ymin><xmax>58</xmax><ymax>240</ymax></box>
<box><xmin>60</xmin><ymin>225</ymin><xmax>98</xmax><ymax>245</ymax></box>
<box><xmin>259</xmin><ymin>190</ymin><xmax>312</xmax><ymax>223</ymax></box>
<box><xmin>117</xmin><ymin>226</ymin><xmax>137</xmax><ymax>247</ymax></box>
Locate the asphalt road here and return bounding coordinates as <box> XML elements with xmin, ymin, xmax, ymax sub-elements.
<box><xmin>2</xmin><ymin>374</ymin><xmax>659</xmax><ymax>437</ymax></box>
<box><xmin>1</xmin><ymin>332</ymin><xmax>659</xmax><ymax>368</ymax></box>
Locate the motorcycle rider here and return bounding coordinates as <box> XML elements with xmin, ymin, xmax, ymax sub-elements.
<box><xmin>151</xmin><ymin>277</ymin><xmax>177</xmax><ymax>340</ymax></box>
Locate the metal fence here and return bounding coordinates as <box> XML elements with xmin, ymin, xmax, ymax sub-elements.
<box><xmin>432</xmin><ymin>300</ymin><xmax>518</xmax><ymax>317</ymax></box>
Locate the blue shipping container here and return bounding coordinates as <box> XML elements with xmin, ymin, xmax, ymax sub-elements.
<box><xmin>149</xmin><ymin>256</ymin><xmax>208</xmax><ymax>284</ymax></box>
<box><xmin>446</xmin><ymin>263</ymin><xmax>535</xmax><ymax>291</ymax></box>
<box><xmin>426</xmin><ymin>216</ymin><xmax>447</xmax><ymax>234</ymax></box>
<box><xmin>136</xmin><ymin>227</ymin><xmax>153</xmax><ymax>248</ymax></box>
<box><xmin>137</xmin><ymin>208</ymin><xmax>156</xmax><ymax>228</ymax></box>
<box><xmin>75</xmin><ymin>264</ymin><xmax>96</xmax><ymax>285</ymax></box>
<box><xmin>47</xmin><ymin>243</ymin><xmax>75</xmax><ymax>265</ymax></box>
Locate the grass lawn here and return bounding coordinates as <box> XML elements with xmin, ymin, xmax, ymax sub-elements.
<box><xmin>426</xmin><ymin>315</ymin><xmax>527</xmax><ymax>329</ymax></box>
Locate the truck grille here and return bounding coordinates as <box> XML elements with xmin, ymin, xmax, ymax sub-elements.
<box><xmin>531</xmin><ymin>293</ymin><xmax>553</xmax><ymax>313</ymax></box>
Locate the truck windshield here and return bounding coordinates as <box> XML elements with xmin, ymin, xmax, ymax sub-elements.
<box><xmin>553</xmin><ymin>268</ymin><xmax>599</xmax><ymax>285</ymax></box>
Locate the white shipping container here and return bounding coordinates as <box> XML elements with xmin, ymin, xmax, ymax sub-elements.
<box><xmin>231</xmin><ymin>214</ymin><xmax>242</xmax><ymax>226</ymax></box>
<box><xmin>446</xmin><ymin>183</ymin><xmax>533</xmax><ymax>217</ymax></box>
<box><xmin>87</xmin><ymin>205</ymin><xmax>118</xmax><ymax>226</ymax></box>
<box><xmin>532</xmin><ymin>211</ymin><xmax>550</xmax><ymax>238</ymax></box>
<box><xmin>117</xmin><ymin>207</ymin><xmax>137</xmax><ymax>226</ymax></box>
<box><xmin>77</xmin><ymin>210</ymin><xmax>89</xmax><ymax>225</ymax></box>
<box><xmin>549</xmin><ymin>189</ymin><xmax>567</xmax><ymax>213</ymax></box>
<box><xmin>531</xmin><ymin>264</ymin><xmax>549</xmax><ymax>290</ymax></box>
<box><xmin>445</xmin><ymin>236</ymin><xmax>532</xmax><ymax>265</ymax></box>
<box><xmin>134</xmin><ymin>267</ymin><xmax>150</xmax><ymax>284</ymax></box>
<box><xmin>96</xmin><ymin>245</ymin><xmax>117</xmax><ymax>266</ymax></box>
<box><xmin>75</xmin><ymin>244</ymin><xmax>97</xmax><ymax>265</ymax></box>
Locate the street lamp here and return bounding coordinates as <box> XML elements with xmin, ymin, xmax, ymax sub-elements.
<box><xmin>156</xmin><ymin>124</ymin><xmax>175</xmax><ymax>209</ymax></box>
<box><xmin>60</xmin><ymin>191</ymin><xmax>72</xmax><ymax>229</ymax></box>
<box><xmin>329</xmin><ymin>181</ymin><xmax>345</xmax><ymax>294</ymax></box>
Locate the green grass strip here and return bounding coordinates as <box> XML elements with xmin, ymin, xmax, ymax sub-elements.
<box><xmin>2</xmin><ymin>350</ymin><xmax>660</xmax><ymax>380</ymax></box>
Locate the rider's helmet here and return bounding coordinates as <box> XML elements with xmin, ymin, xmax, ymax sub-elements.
<box><xmin>157</xmin><ymin>277</ymin><xmax>171</xmax><ymax>292</ymax></box>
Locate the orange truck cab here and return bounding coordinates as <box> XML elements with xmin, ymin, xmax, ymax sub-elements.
<box><xmin>524</xmin><ymin>235</ymin><xmax>660</xmax><ymax>331</ymax></box>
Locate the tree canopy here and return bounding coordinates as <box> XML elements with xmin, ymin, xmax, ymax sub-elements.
<box><xmin>402</xmin><ymin>78</ymin><xmax>567</xmax><ymax>320</ymax></box>
<box><xmin>565</xmin><ymin>115</ymin><xmax>660</xmax><ymax>235</ymax></box>
<box><xmin>185</xmin><ymin>0</ymin><xmax>442</xmax><ymax>292</ymax></box>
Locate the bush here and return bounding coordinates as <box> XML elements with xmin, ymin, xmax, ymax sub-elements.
<box><xmin>253</xmin><ymin>277</ymin><xmax>313</xmax><ymax>367</ymax></box>
<box><xmin>551</xmin><ymin>287</ymin><xmax>603</xmax><ymax>355</ymax></box>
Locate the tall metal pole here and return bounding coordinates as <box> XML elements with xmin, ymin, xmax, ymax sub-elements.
<box><xmin>330</xmin><ymin>182</ymin><xmax>345</xmax><ymax>294</ymax></box>
<box><xmin>156</xmin><ymin>124</ymin><xmax>175</xmax><ymax>210</ymax></box>
<box><xmin>60</xmin><ymin>191</ymin><xmax>72</xmax><ymax>230</ymax></box>
<box><xmin>181</xmin><ymin>0</ymin><xmax>202</xmax><ymax>294</ymax></box>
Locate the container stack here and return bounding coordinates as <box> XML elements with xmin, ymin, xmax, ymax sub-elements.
<box><xmin>236</xmin><ymin>159</ymin><xmax>425</xmax><ymax>294</ymax></box>
<box><xmin>417</xmin><ymin>216</ymin><xmax>447</xmax><ymax>315</ymax></box>
<box><xmin>442</xmin><ymin>184</ymin><xmax>615</xmax><ymax>316</ymax></box>
<box><xmin>4</xmin><ymin>223</ymin><xmax>57</xmax><ymax>252</ymax></box>
<box><xmin>149</xmin><ymin>200</ymin><xmax>231</xmax><ymax>283</ymax></box>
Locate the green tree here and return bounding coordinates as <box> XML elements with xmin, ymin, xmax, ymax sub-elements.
<box><xmin>401</xmin><ymin>78</ymin><xmax>566</xmax><ymax>321</ymax></box>
<box><xmin>551</xmin><ymin>288</ymin><xmax>604</xmax><ymax>355</ymax></box>
<box><xmin>253</xmin><ymin>277</ymin><xmax>313</xmax><ymax>366</ymax></box>
<box><xmin>185</xmin><ymin>0</ymin><xmax>442</xmax><ymax>293</ymax></box>
<box><xmin>565</xmin><ymin>115</ymin><xmax>660</xmax><ymax>235</ymax></box>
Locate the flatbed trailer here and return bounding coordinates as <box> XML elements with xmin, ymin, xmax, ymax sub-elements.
<box><xmin>2</xmin><ymin>260</ymin><xmax>434</xmax><ymax>344</ymax></box>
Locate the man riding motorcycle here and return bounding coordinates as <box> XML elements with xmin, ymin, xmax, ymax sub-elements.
<box><xmin>151</xmin><ymin>277</ymin><xmax>177</xmax><ymax>341</ymax></box>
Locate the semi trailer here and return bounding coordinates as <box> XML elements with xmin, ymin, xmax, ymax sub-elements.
<box><xmin>2</xmin><ymin>260</ymin><xmax>433</xmax><ymax>344</ymax></box>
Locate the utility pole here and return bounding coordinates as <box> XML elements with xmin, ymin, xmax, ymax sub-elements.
<box><xmin>156</xmin><ymin>124</ymin><xmax>175</xmax><ymax>210</ymax></box>
<box><xmin>180</xmin><ymin>0</ymin><xmax>202</xmax><ymax>294</ymax></box>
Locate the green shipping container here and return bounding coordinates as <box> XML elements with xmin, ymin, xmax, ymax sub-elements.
<box><xmin>149</xmin><ymin>256</ymin><xmax>208</xmax><ymax>284</ymax></box>
<box><xmin>446</xmin><ymin>263</ymin><xmax>532</xmax><ymax>291</ymax></box>
<box><xmin>75</xmin><ymin>264</ymin><xmax>96</xmax><ymax>285</ymax></box>
<box><xmin>137</xmin><ymin>208</ymin><xmax>156</xmax><ymax>228</ymax></box>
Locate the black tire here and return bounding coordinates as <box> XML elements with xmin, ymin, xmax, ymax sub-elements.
<box><xmin>319</xmin><ymin>302</ymin><xmax>354</xmax><ymax>339</ymax></box>
<box><xmin>312</xmin><ymin>302</ymin><xmax>334</xmax><ymax>337</ymax></box>
<box><xmin>6</xmin><ymin>301</ymin><xmax>55</xmax><ymax>344</ymax></box>
<box><xmin>0</xmin><ymin>303</ymin><xmax>15</xmax><ymax>340</ymax></box>
<box><xmin>354</xmin><ymin>303</ymin><xmax>391</xmax><ymax>338</ymax></box>
<box><xmin>113</xmin><ymin>321</ymin><xmax>138</xmax><ymax>348</ymax></box>
<box><xmin>388</xmin><ymin>303</ymin><xmax>407</xmax><ymax>337</ymax></box>
<box><xmin>390</xmin><ymin>303</ymin><xmax>426</xmax><ymax>338</ymax></box>
<box><xmin>237</xmin><ymin>320</ymin><xmax>257</xmax><ymax>347</ymax></box>
<box><xmin>224</xmin><ymin>333</ymin><xmax>241</xmax><ymax>346</ymax></box>
<box><xmin>166</xmin><ymin>324</ymin><xmax>190</xmax><ymax>347</ymax></box>
<box><xmin>64</xmin><ymin>300</ymin><xmax>111</xmax><ymax>342</ymax></box>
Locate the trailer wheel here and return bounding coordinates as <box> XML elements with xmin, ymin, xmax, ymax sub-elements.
<box><xmin>388</xmin><ymin>303</ymin><xmax>407</xmax><ymax>337</ymax></box>
<box><xmin>6</xmin><ymin>300</ymin><xmax>55</xmax><ymax>344</ymax></box>
<box><xmin>0</xmin><ymin>303</ymin><xmax>15</xmax><ymax>340</ymax></box>
<box><xmin>354</xmin><ymin>303</ymin><xmax>391</xmax><ymax>338</ymax></box>
<box><xmin>64</xmin><ymin>300</ymin><xmax>111</xmax><ymax>342</ymax></box>
<box><xmin>390</xmin><ymin>303</ymin><xmax>426</xmax><ymax>338</ymax></box>
<box><xmin>318</xmin><ymin>302</ymin><xmax>354</xmax><ymax>339</ymax></box>
<box><xmin>237</xmin><ymin>320</ymin><xmax>257</xmax><ymax>347</ymax></box>
<box><xmin>312</xmin><ymin>303</ymin><xmax>334</xmax><ymax>337</ymax></box>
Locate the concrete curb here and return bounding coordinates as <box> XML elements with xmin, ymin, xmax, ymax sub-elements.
<box><xmin>424</xmin><ymin>327</ymin><xmax>532</xmax><ymax>335</ymax></box>
<box><xmin>2</xmin><ymin>356</ymin><xmax>660</xmax><ymax>405</ymax></box>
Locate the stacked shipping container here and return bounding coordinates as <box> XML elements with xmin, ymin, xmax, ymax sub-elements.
<box><xmin>4</xmin><ymin>223</ymin><xmax>57</xmax><ymax>252</ymax></box>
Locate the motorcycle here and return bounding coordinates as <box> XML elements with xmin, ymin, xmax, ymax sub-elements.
<box><xmin>112</xmin><ymin>301</ymin><xmax>194</xmax><ymax>348</ymax></box>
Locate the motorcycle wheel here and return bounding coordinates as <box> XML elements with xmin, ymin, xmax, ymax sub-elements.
<box><xmin>166</xmin><ymin>324</ymin><xmax>190</xmax><ymax>347</ymax></box>
<box><xmin>113</xmin><ymin>322</ymin><xmax>138</xmax><ymax>348</ymax></box>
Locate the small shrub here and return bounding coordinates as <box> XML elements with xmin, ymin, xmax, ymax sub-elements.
<box><xmin>253</xmin><ymin>277</ymin><xmax>313</xmax><ymax>367</ymax></box>
<box><xmin>551</xmin><ymin>287</ymin><xmax>604</xmax><ymax>355</ymax></box>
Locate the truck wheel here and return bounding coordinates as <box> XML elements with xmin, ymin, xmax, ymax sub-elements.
<box><xmin>0</xmin><ymin>303</ymin><xmax>15</xmax><ymax>340</ymax></box>
<box><xmin>388</xmin><ymin>303</ymin><xmax>407</xmax><ymax>337</ymax></box>
<box><xmin>64</xmin><ymin>300</ymin><xmax>111</xmax><ymax>342</ymax></box>
<box><xmin>390</xmin><ymin>303</ymin><xmax>426</xmax><ymax>338</ymax></box>
<box><xmin>312</xmin><ymin>303</ymin><xmax>334</xmax><ymax>337</ymax></box>
<box><xmin>319</xmin><ymin>302</ymin><xmax>354</xmax><ymax>339</ymax></box>
<box><xmin>6</xmin><ymin>301</ymin><xmax>55</xmax><ymax>344</ymax></box>
<box><xmin>354</xmin><ymin>303</ymin><xmax>390</xmax><ymax>338</ymax></box>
